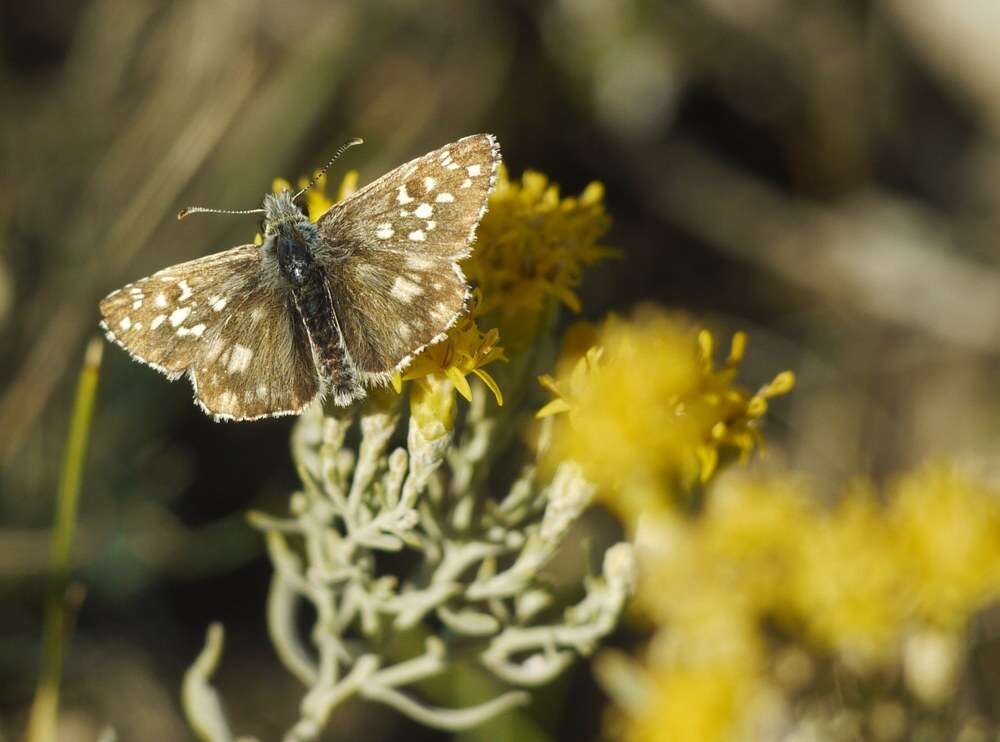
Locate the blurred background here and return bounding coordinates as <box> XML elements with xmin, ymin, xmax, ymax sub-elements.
<box><xmin>4</xmin><ymin>0</ymin><xmax>1000</xmax><ymax>739</ymax></box>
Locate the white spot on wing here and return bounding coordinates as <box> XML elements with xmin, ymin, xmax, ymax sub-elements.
<box><xmin>169</xmin><ymin>307</ymin><xmax>191</xmax><ymax>327</ymax></box>
<box><xmin>397</xmin><ymin>185</ymin><xmax>414</xmax><ymax>205</ymax></box>
<box><xmin>391</xmin><ymin>276</ymin><xmax>423</xmax><ymax>301</ymax></box>
<box><xmin>461</xmin><ymin>178</ymin><xmax>472</xmax><ymax>189</ymax></box>
<box><xmin>227</xmin><ymin>344</ymin><xmax>253</xmax><ymax>373</ymax></box>
<box><xmin>398</xmin><ymin>322</ymin><xmax>412</xmax><ymax>341</ymax></box>
<box><xmin>435</xmin><ymin>192</ymin><xmax>454</xmax><ymax>203</ymax></box>
<box><xmin>467</xmin><ymin>164</ymin><xmax>481</xmax><ymax>176</ymax></box>
<box><xmin>178</xmin><ymin>280</ymin><xmax>193</xmax><ymax>302</ymax></box>
<box><xmin>375</xmin><ymin>224</ymin><xmax>394</xmax><ymax>240</ymax></box>
<box><xmin>211</xmin><ymin>297</ymin><xmax>227</xmax><ymax>312</ymax></box>
<box><xmin>425</xmin><ymin>220</ymin><xmax>436</xmax><ymax>231</ymax></box>
<box><xmin>151</xmin><ymin>314</ymin><xmax>166</xmax><ymax>329</ymax></box>
<box><xmin>178</xmin><ymin>323</ymin><xmax>206</xmax><ymax>338</ymax></box>
<box><xmin>407</xmin><ymin>255</ymin><xmax>437</xmax><ymax>270</ymax></box>
<box><xmin>415</xmin><ymin>203</ymin><xmax>433</xmax><ymax>219</ymax></box>
<box><xmin>423</xmin><ymin>176</ymin><xmax>437</xmax><ymax>191</ymax></box>
<box><xmin>155</xmin><ymin>293</ymin><xmax>168</xmax><ymax>308</ymax></box>
<box><xmin>119</xmin><ymin>317</ymin><xmax>132</xmax><ymax>331</ymax></box>
<box><xmin>408</xmin><ymin>229</ymin><xmax>426</xmax><ymax>242</ymax></box>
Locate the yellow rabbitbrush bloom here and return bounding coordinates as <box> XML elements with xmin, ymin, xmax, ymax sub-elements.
<box><xmin>621</xmin><ymin>661</ymin><xmax>758</xmax><ymax>742</ymax></box>
<box><xmin>393</xmin><ymin>309</ymin><xmax>506</xmax><ymax>440</ymax></box>
<box><xmin>461</xmin><ymin>167</ymin><xmax>616</xmax><ymax>355</ymax></box>
<box><xmin>467</xmin><ymin>167</ymin><xmax>615</xmax><ymax>318</ymax></box>
<box><xmin>539</xmin><ymin>307</ymin><xmax>794</xmax><ymax>521</ymax></box>
<box><xmin>792</xmin><ymin>485</ymin><xmax>906</xmax><ymax>666</ymax></box>
<box><xmin>889</xmin><ymin>464</ymin><xmax>1000</xmax><ymax>630</ymax></box>
<box><xmin>608</xmin><ymin>463</ymin><xmax>1000</xmax><ymax>742</ymax></box>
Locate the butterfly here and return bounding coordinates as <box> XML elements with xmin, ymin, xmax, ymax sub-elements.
<box><xmin>99</xmin><ymin>133</ymin><xmax>501</xmax><ymax>421</ymax></box>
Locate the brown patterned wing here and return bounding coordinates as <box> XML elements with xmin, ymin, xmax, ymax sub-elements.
<box><xmin>316</xmin><ymin>133</ymin><xmax>501</xmax><ymax>261</ymax></box>
<box><xmin>314</xmin><ymin>134</ymin><xmax>500</xmax><ymax>376</ymax></box>
<box><xmin>327</xmin><ymin>252</ymin><xmax>469</xmax><ymax>378</ymax></box>
<box><xmin>99</xmin><ymin>245</ymin><xmax>320</xmax><ymax>420</ymax></box>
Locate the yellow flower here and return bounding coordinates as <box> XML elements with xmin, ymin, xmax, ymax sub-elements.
<box><xmin>604</xmin><ymin>458</ymin><xmax>1000</xmax><ymax>739</ymax></box>
<box><xmin>616</xmin><ymin>655</ymin><xmax>758</xmax><ymax>742</ymax></box>
<box><xmin>392</xmin><ymin>305</ymin><xmax>505</xmax><ymax>406</ymax></box>
<box><xmin>539</xmin><ymin>307</ymin><xmax>794</xmax><ymax>521</ymax></box>
<box><xmin>467</xmin><ymin>167</ymin><xmax>615</xmax><ymax>347</ymax></box>
<box><xmin>793</xmin><ymin>485</ymin><xmax>906</xmax><ymax>665</ymax></box>
<box><xmin>889</xmin><ymin>463</ymin><xmax>1000</xmax><ymax>630</ymax></box>
<box><xmin>390</xmin><ymin>307</ymin><xmax>506</xmax><ymax>438</ymax></box>
<box><xmin>696</xmin><ymin>475</ymin><xmax>812</xmax><ymax>619</ymax></box>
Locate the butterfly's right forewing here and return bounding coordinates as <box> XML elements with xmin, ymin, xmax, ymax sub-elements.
<box><xmin>100</xmin><ymin>245</ymin><xmax>320</xmax><ymax>420</ymax></box>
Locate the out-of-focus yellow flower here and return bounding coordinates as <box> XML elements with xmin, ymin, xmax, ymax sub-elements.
<box><xmin>696</xmin><ymin>476</ymin><xmax>811</xmax><ymax>619</ymax></box>
<box><xmin>615</xmin><ymin>655</ymin><xmax>758</xmax><ymax>742</ymax></box>
<box><xmin>608</xmin><ymin>461</ymin><xmax>1000</xmax><ymax>742</ymax></box>
<box><xmin>539</xmin><ymin>307</ymin><xmax>794</xmax><ymax>521</ymax></box>
<box><xmin>793</xmin><ymin>486</ymin><xmax>906</xmax><ymax>666</ymax></box>
<box><xmin>889</xmin><ymin>464</ymin><xmax>1000</xmax><ymax>630</ymax></box>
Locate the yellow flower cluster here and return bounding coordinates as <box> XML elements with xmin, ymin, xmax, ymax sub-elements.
<box><xmin>539</xmin><ymin>307</ymin><xmax>794</xmax><ymax>519</ymax></box>
<box><xmin>612</xmin><ymin>464</ymin><xmax>1000</xmax><ymax>742</ymax></box>
<box><xmin>466</xmin><ymin>167</ymin><xmax>615</xmax><ymax>318</ymax></box>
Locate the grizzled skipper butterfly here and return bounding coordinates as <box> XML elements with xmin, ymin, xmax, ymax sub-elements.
<box><xmin>100</xmin><ymin>134</ymin><xmax>501</xmax><ymax>420</ymax></box>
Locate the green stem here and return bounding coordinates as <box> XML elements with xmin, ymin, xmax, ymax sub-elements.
<box><xmin>26</xmin><ymin>337</ymin><xmax>103</xmax><ymax>742</ymax></box>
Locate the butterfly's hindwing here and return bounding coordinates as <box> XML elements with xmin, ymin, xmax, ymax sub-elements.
<box><xmin>329</xmin><ymin>251</ymin><xmax>468</xmax><ymax>377</ymax></box>
<box><xmin>99</xmin><ymin>245</ymin><xmax>320</xmax><ymax>420</ymax></box>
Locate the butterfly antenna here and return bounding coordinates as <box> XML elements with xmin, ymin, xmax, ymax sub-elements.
<box><xmin>177</xmin><ymin>205</ymin><xmax>266</xmax><ymax>221</ymax></box>
<box><xmin>294</xmin><ymin>137</ymin><xmax>364</xmax><ymax>201</ymax></box>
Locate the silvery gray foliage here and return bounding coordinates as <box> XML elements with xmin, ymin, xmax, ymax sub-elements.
<box><xmin>182</xmin><ymin>382</ymin><xmax>634</xmax><ymax>742</ymax></box>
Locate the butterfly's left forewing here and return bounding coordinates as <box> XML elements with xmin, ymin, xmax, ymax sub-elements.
<box><xmin>100</xmin><ymin>245</ymin><xmax>320</xmax><ymax>420</ymax></box>
<box><xmin>315</xmin><ymin>133</ymin><xmax>500</xmax><ymax>376</ymax></box>
<box><xmin>318</xmin><ymin>133</ymin><xmax>500</xmax><ymax>261</ymax></box>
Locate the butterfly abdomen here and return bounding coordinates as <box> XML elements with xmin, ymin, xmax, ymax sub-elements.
<box><xmin>287</xmin><ymin>261</ymin><xmax>362</xmax><ymax>406</ymax></box>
